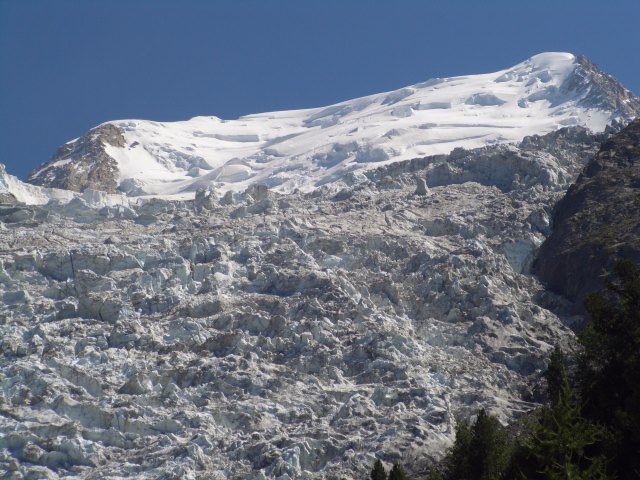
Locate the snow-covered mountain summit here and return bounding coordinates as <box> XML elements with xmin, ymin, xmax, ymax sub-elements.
<box><xmin>28</xmin><ymin>53</ymin><xmax>640</xmax><ymax>197</ymax></box>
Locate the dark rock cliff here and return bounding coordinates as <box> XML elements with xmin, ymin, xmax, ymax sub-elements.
<box><xmin>533</xmin><ymin>118</ymin><xmax>640</xmax><ymax>312</ymax></box>
<box><xmin>563</xmin><ymin>56</ymin><xmax>640</xmax><ymax>117</ymax></box>
<box><xmin>27</xmin><ymin>123</ymin><xmax>124</xmax><ymax>193</ymax></box>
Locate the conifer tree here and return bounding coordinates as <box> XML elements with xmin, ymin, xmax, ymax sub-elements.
<box><xmin>522</xmin><ymin>377</ymin><xmax>609</xmax><ymax>479</ymax></box>
<box><xmin>426</xmin><ymin>465</ymin><xmax>444</xmax><ymax>480</ymax></box>
<box><xmin>388</xmin><ymin>462</ymin><xmax>409</xmax><ymax>480</ymax></box>
<box><xmin>467</xmin><ymin>409</ymin><xmax>510</xmax><ymax>480</ymax></box>
<box><xmin>545</xmin><ymin>345</ymin><xmax>566</xmax><ymax>405</ymax></box>
<box><xmin>579</xmin><ymin>259</ymin><xmax>640</xmax><ymax>477</ymax></box>
<box><xmin>446</xmin><ymin>418</ymin><xmax>472</xmax><ymax>479</ymax></box>
<box><xmin>370</xmin><ymin>459</ymin><xmax>387</xmax><ymax>480</ymax></box>
<box><xmin>445</xmin><ymin>409</ymin><xmax>510</xmax><ymax>480</ymax></box>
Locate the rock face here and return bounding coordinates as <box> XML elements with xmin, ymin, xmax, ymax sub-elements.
<box><xmin>0</xmin><ymin>126</ymin><xmax>608</xmax><ymax>479</ymax></box>
<box><xmin>28</xmin><ymin>124</ymin><xmax>125</xmax><ymax>193</ymax></box>
<box><xmin>567</xmin><ymin>56</ymin><xmax>640</xmax><ymax>116</ymax></box>
<box><xmin>534</xmin><ymin>119</ymin><xmax>640</xmax><ymax>312</ymax></box>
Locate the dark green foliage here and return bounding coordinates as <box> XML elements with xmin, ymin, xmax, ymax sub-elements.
<box><xmin>545</xmin><ymin>345</ymin><xmax>566</xmax><ymax>405</ymax></box>
<box><xmin>467</xmin><ymin>410</ymin><xmax>511</xmax><ymax>480</ymax></box>
<box><xmin>370</xmin><ymin>459</ymin><xmax>387</xmax><ymax>480</ymax></box>
<box><xmin>446</xmin><ymin>419</ymin><xmax>473</xmax><ymax>480</ymax></box>
<box><xmin>426</xmin><ymin>465</ymin><xmax>444</xmax><ymax>480</ymax></box>
<box><xmin>388</xmin><ymin>462</ymin><xmax>409</xmax><ymax>480</ymax></box>
<box><xmin>445</xmin><ymin>409</ymin><xmax>510</xmax><ymax>480</ymax></box>
<box><xmin>579</xmin><ymin>259</ymin><xmax>640</xmax><ymax>478</ymax></box>
<box><xmin>518</xmin><ymin>379</ymin><xmax>609</xmax><ymax>479</ymax></box>
<box><xmin>504</xmin><ymin>433</ymin><xmax>544</xmax><ymax>480</ymax></box>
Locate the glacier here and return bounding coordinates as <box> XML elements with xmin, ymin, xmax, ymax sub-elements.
<box><xmin>1</xmin><ymin>125</ymin><xmax>615</xmax><ymax>478</ymax></box>
<box><xmin>27</xmin><ymin>52</ymin><xmax>640</xmax><ymax>198</ymax></box>
<box><xmin>1</xmin><ymin>51</ymin><xmax>639</xmax><ymax>479</ymax></box>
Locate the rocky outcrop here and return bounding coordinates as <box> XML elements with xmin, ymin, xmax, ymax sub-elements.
<box><xmin>27</xmin><ymin>124</ymin><xmax>124</xmax><ymax>193</ymax></box>
<box><xmin>563</xmin><ymin>56</ymin><xmax>640</xmax><ymax>118</ymax></box>
<box><xmin>534</xmin><ymin>118</ymin><xmax>640</xmax><ymax>312</ymax></box>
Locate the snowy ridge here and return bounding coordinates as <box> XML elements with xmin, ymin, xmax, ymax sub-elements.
<box><xmin>0</xmin><ymin>163</ymin><xmax>136</xmax><ymax>209</ymax></box>
<box><xmin>28</xmin><ymin>53</ymin><xmax>640</xmax><ymax>197</ymax></box>
<box><xmin>0</xmin><ymin>164</ymin><xmax>75</xmax><ymax>205</ymax></box>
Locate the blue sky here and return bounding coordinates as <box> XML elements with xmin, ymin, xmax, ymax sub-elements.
<box><xmin>1</xmin><ymin>0</ymin><xmax>639</xmax><ymax>179</ymax></box>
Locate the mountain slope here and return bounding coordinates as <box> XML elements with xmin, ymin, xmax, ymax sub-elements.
<box><xmin>534</xmin><ymin>118</ymin><xmax>640</xmax><ymax>311</ymax></box>
<box><xmin>27</xmin><ymin>53</ymin><xmax>640</xmax><ymax>196</ymax></box>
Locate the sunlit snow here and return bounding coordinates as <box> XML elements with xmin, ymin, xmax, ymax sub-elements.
<box><xmin>89</xmin><ymin>53</ymin><xmax>614</xmax><ymax>196</ymax></box>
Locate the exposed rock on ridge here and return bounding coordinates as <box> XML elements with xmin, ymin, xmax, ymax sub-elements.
<box><xmin>28</xmin><ymin>124</ymin><xmax>124</xmax><ymax>194</ymax></box>
<box><xmin>534</xmin><ymin>118</ymin><xmax>640</xmax><ymax>311</ymax></box>
<box><xmin>566</xmin><ymin>55</ymin><xmax>640</xmax><ymax>117</ymax></box>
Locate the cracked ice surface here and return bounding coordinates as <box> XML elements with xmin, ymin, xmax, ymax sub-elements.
<box><xmin>0</xmin><ymin>130</ymin><xmax>601</xmax><ymax>478</ymax></box>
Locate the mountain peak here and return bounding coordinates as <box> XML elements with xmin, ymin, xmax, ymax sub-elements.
<box><xmin>27</xmin><ymin>53</ymin><xmax>640</xmax><ymax>197</ymax></box>
<box><xmin>568</xmin><ymin>54</ymin><xmax>640</xmax><ymax>115</ymax></box>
